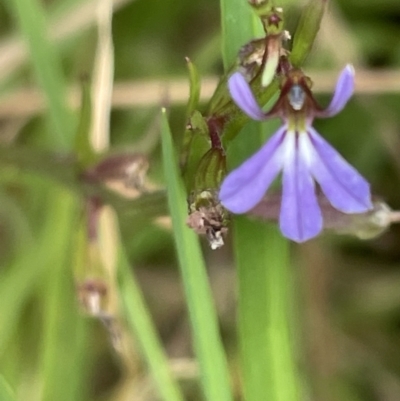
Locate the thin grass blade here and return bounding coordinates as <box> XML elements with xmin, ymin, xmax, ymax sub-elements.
<box><xmin>290</xmin><ymin>0</ymin><xmax>328</xmax><ymax>67</ymax></box>
<box><xmin>7</xmin><ymin>0</ymin><xmax>73</xmax><ymax>149</ymax></box>
<box><xmin>119</xmin><ymin>249</ymin><xmax>185</xmax><ymax>401</ymax></box>
<box><xmin>161</xmin><ymin>109</ymin><xmax>233</xmax><ymax>401</ymax></box>
<box><xmin>39</xmin><ymin>190</ymin><xmax>90</xmax><ymax>401</ymax></box>
<box><xmin>234</xmin><ymin>216</ymin><xmax>299</xmax><ymax>401</ymax></box>
<box><xmin>220</xmin><ymin>1</ymin><xmax>301</xmax><ymax>400</ymax></box>
<box><xmin>0</xmin><ymin>375</ymin><xmax>16</xmax><ymax>401</ymax></box>
<box><xmin>220</xmin><ymin>0</ymin><xmax>262</xmax><ymax>68</ymax></box>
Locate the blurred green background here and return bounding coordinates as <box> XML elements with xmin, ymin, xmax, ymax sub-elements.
<box><xmin>1</xmin><ymin>0</ymin><xmax>400</xmax><ymax>400</ymax></box>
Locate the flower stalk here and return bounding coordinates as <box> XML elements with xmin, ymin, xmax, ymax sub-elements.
<box><xmin>220</xmin><ymin>65</ymin><xmax>372</xmax><ymax>242</ymax></box>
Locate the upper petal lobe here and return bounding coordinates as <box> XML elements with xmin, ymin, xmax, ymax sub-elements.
<box><xmin>316</xmin><ymin>64</ymin><xmax>355</xmax><ymax>118</ymax></box>
<box><xmin>228</xmin><ymin>72</ymin><xmax>267</xmax><ymax>120</ymax></box>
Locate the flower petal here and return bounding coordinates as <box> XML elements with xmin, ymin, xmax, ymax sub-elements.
<box><xmin>307</xmin><ymin>127</ymin><xmax>373</xmax><ymax>213</ymax></box>
<box><xmin>280</xmin><ymin>133</ymin><xmax>323</xmax><ymax>242</ymax></box>
<box><xmin>228</xmin><ymin>72</ymin><xmax>267</xmax><ymax>120</ymax></box>
<box><xmin>316</xmin><ymin>64</ymin><xmax>355</xmax><ymax>118</ymax></box>
<box><xmin>219</xmin><ymin>126</ymin><xmax>286</xmax><ymax>213</ymax></box>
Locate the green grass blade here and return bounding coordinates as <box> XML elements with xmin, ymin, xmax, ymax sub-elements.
<box><xmin>220</xmin><ymin>0</ymin><xmax>262</xmax><ymax>69</ymax></box>
<box><xmin>39</xmin><ymin>189</ymin><xmax>90</xmax><ymax>401</ymax></box>
<box><xmin>74</xmin><ymin>78</ymin><xmax>96</xmax><ymax>166</ymax></box>
<box><xmin>220</xmin><ymin>1</ymin><xmax>300</xmax><ymax>400</ymax></box>
<box><xmin>227</xmin><ymin>120</ymin><xmax>300</xmax><ymax>401</ymax></box>
<box><xmin>161</xmin><ymin>109</ymin><xmax>233</xmax><ymax>401</ymax></box>
<box><xmin>7</xmin><ymin>0</ymin><xmax>74</xmax><ymax>149</ymax></box>
<box><xmin>234</xmin><ymin>217</ymin><xmax>299</xmax><ymax>401</ymax></box>
<box><xmin>0</xmin><ymin>375</ymin><xmax>16</xmax><ymax>401</ymax></box>
<box><xmin>290</xmin><ymin>0</ymin><xmax>327</xmax><ymax>67</ymax></box>
<box><xmin>119</xmin><ymin>250</ymin><xmax>185</xmax><ymax>401</ymax></box>
<box><xmin>265</xmin><ymin>230</ymin><xmax>299</xmax><ymax>401</ymax></box>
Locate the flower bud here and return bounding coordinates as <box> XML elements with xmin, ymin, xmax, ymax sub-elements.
<box><xmin>187</xmin><ymin>189</ymin><xmax>229</xmax><ymax>250</ymax></box>
<box><xmin>248</xmin><ymin>193</ymin><xmax>393</xmax><ymax>240</ymax></box>
<box><xmin>326</xmin><ymin>201</ymin><xmax>393</xmax><ymax>240</ymax></box>
<box><xmin>77</xmin><ymin>277</ymin><xmax>108</xmax><ymax>316</ymax></box>
<box><xmin>83</xmin><ymin>153</ymin><xmax>149</xmax><ymax>198</ymax></box>
<box><xmin>186</xmin><ymin>145</ymin><xmax>229</xmax><ymax>249</ymax></box>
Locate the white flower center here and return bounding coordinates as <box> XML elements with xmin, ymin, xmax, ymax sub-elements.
<box><xmin>289</xmin><ymin>84</ymin><xmax>305</xmax><ymax>111</ymax></box>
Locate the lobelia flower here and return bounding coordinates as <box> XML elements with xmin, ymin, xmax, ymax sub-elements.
<box><xmin>219</xmin><ymin>65</ymin><xmax>373</xmax><ymax>242</ymax></box>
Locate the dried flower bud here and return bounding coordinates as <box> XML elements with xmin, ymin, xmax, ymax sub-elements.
<box><xmin>83</xmin><ymin>153</ymin><xmax>149</xmax><ymax>198</ymax></box>
<box><xmin>77</xmin><ymin>277</ymin><xmax>108</xmax><ymax>316</ymax></box>
<box><xmin>77</xmin><ymin>277</ymin><xmax>122</xmax><ymax>351</ymax></box>
<box><xmin>187</xmin><ymin>189</ymin><xmax>229</xmax><ymax>250</ymax></box>
<box><xmin>238</xmin><ymin>38</ymin><xmax>267</xmax><ymax>81</ymax></box>
<box><xmin>237</xmin><ymin>33</ymin><xmax>288</xmax><ymax>86</ymax></box>
<box><xmin>248</xmin><ymin>3</ymin><xmax>284</xmax><ymax>35</ymax></box>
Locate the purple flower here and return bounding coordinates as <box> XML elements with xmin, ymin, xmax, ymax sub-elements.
<box><xmin>219</xmin><ymin>65</ymin><xmax>373</xmax><ymax>242</ymax></box>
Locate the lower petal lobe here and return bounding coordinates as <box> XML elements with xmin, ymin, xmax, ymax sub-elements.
<box><xmin>280</xmin><ymin>133</ymin><xmax>323</xmax><ymax>242</ymax></box>
<box><xmin>307</xmin><ymin>128</ymin><xmax>372</xmax><ymax>213</ymax></box>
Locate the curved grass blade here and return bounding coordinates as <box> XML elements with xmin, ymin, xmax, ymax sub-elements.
<box><xmin>0</xmin><ymin>375</ymin><xmax>16</xmax><ymax>401</ymax></box>
<box><xmin>119</xmin><ymin>250</ymin><xmax>185</xmax><ymax>401</ymax></box>
<box><xmin>39</xmin><ymin>190</ymin><xmax>90</xmax><ymax>401</ymax></box>
<box><xmin>7</xmin><ymin>0</ymin><xmax>74</xmax><ymax>149</ymax></box>
<box><xmin>234</xmin><ymin>217</ymin><xmax>299</xmax><ymax>401</ymax></box>
<box><xmin>220</xmin><ymin>1</ymin><xmax>301</xmax><ymax>400</ymax></box>
<box><xmin>161</xmin><ymin>109</ymin><xmax>233</xmax><ymax>401</ymax></box>
<box><xmin>220</xmin><ymin>0</ymin><xmax>261</xmax><ymax>69</ymax></box>
<box><xmin>290</xmin><ymin>0</ymin><xmax>328</xmax><ymax>67</ymax></box>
